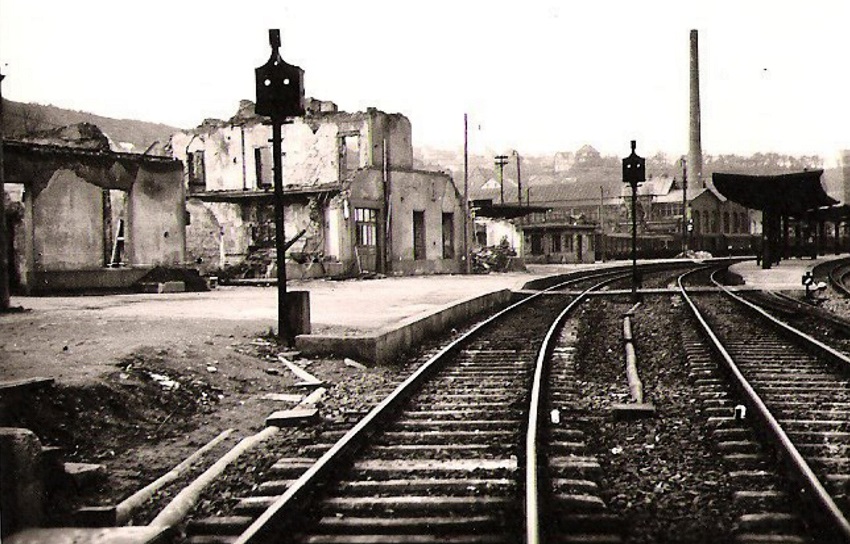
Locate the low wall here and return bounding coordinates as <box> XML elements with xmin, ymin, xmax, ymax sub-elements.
<box><xmin>29</xmin><ymin>268</ymin><xmax>152</xmax><ymax>295</ymax></box>
<box><xmin>296</xmin><ymin>288</ymin><xmax>513</xmax><ymax>365</ymax></box>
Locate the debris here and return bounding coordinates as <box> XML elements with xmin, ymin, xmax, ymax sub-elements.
<box><xmin>550</xmin><ymin>409</ymin><xmax>560</xmax><ymax>424</ymax></box>
<box><xmin>206</xmin><ymin>366</ymin><xmax>218</xmax><ymax>373</ymax></box>
<box><xmin>65</xmin><ymin>462</ymin><xmax>107</xmax><ymax>490</ymax></box>
<box><xmin>148</xmin><ymin>372</ymin><xmax>180</xmax><ymax>390</ymax></box>
<box><xmin>611</xmin><ymin>446</ymin><xmax>623</xmax><ymax>455</ymax></box>
<box><xmin>265</xmin><ymin>408</ymin><xmax>319</xmax><ymax>427</ymax></box>
<box><xmin>261</xmin><ymin>393</ymin><xmax>303</xmax><ymax>402</ymax></box>
<box><xmin>265</xmin><ymin>368</ymin><xmax>281</xmax><ymax>376</ymax></box>
<box><xmin>299</xmin><ymin>387</ymin><xmax>327</xmax><ymax>408</ymax></box>
<box><xmin>278</xmin><ymin>355</ymin><xmax>322</xmax><ymax>385</ymax></box>
<box><xmin>344</xmin><ymin>358</ymin><xmax>367</xmax><ymax>370</ymax></box>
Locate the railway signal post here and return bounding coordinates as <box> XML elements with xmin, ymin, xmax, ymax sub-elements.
<box><xmin>255</xmin><ymin>29</ymin><xmax>306</xmax><ymax>345</ymax></box>
<box><xmin>622</xmin><ymin>140</ymin><xmax>646</xmax><ymax>302</ymax></box>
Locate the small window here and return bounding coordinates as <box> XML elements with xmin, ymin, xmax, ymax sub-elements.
<box><xmin>551</xmin><ymin>233</ymin><xmax>562</xmax><ymax>253</ymax></box>
<box><xmin>530</xmin><ymin>234</ymin><xmax>543</xmax><ymax>255</ymax></box>
<box><xmin>441</xmin><ymin>213</ymin><xmax>454</xmax><ymax>259</ymax></box>
<box><xmin>413</xmin><ymin>211</ymin><xmax>426</xmax><ymax>260</ymax></box>
<box><xmin>354</xmin><ymin>208</ymin><xmax>377</xmax><ymax>246</ymax></box>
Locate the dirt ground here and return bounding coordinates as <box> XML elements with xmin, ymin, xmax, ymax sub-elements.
<box><xmin>0</xmin><ymin>284</ymin><xmax>420</xmax><ymax>528</ymax></box>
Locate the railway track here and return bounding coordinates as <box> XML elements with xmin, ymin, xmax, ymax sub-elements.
<box><xmin>179</xmin><ymin>263</ymin><xmax>713</xmax><ymax>544</ymax></box>
<box><xmin>820</xmin><ymin>258</ymin><xmax>850</xmax><ymax>298</ymax></box>
<box><xmin>180</xmin><ymin>269</ymin><xmax>621</xmax><ymax>544</ymax></box>
<box><xmin>680</xmin><ymin>266</ymin><xmax>850</xmax><ymax>543</ymax></box>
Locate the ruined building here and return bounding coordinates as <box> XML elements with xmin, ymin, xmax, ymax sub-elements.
<box><xmin>169</xmin><ymin>99</ymin><xmax>464</xmax><ymax>278</ymax></box>
<box><xmin>4</xmin><ymin>123</ymin><xmax>186</xmax><ymax>293</ymax></box>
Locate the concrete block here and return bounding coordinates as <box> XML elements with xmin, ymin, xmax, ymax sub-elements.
<box><xmin>64</xmin><ymin>463</ymin><xmax>107</xmax><ymax>490</ymax></box>
<box><xmin>286</xmin><ymin>290</ymin><xmax>311</xmax><ymax>336</ymax></box>
<box><xmin>138</xmin><ymin>281</ymin><xmax>185</xmax><ymax>294</ymax></box>
<box><xmin>265</xmin><ymin>408</ymin><xmax>319</xmax><ymax>427</ymax></box>
<box><xmin>611</xmin><ymin>402</ymin><xmax>656</xmax><ymax>420</ymax></box>
<box><xmin>6</xmin><ymin>526</ymin><xmax>171</xmax><ymax>544</ymax></box>
<box><xmin>74</xmin><ymin>506</ymin><xmax>118</xmax><ymax>527</ymax></box>
<box><xmin>0</xmin><ymin>428</ymin><xmax>45</xmax><ymax>537</ymax></box>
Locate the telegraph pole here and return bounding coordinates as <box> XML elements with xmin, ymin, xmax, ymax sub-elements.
<box><xmin>495</xmin><ymin>155</ymin><xmax>508</xmax><ymax>205</ymax></box>
<box><xmin>515</xmin><ymin>151</ymin><xmax>522</xmax><ymax>205</ymax></box>
<box><xmin>463</xmin><ymin>114</ymin><xmax>471</xmax><ymax>274</ymax></box>
<box><xmin>0</xmin><ymin>71</ymin><xmax>9</xmax><ymax>311</ymax></box>
<box><xmin>681</xmin><ymin>156</ymin><xmax>689</xmax><ymax>253</ymax></box>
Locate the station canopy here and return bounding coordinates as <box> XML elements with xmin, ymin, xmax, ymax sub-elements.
<box><xmin>712</xmin><ymin>170</ymin><xmax>838</xmax><ymax>216</ymax></box>
<box><xmin>471</xmin><ymin>200</ymin><xmax>550</xmax><ymax>220</ymax></box>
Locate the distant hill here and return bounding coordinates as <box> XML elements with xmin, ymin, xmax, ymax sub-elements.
<box><xmin>2</xmin><ymin>99</ymin><xmax>180</xmax><ymax>155</ymax></box>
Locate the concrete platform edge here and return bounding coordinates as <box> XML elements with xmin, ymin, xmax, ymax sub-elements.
<box><xmin>295</xmin><ymin>289</ymin><xmax>513</xmax><ymax>365</ymax></box>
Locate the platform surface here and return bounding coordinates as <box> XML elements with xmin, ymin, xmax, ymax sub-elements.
<box><xmin>729</xmin><ymin>254</ymin><xmax>848</xmax><ymax>291</ymax></box>
<box><xmin>12</xmin><ymin>256</ymin><xmax>845</xmax><ymax>340</ymax></box>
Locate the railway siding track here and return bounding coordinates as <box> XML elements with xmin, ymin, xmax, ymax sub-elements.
<box><xmin>681</xmin><ymin>269</ymin><xmax>850</xmax><ymax>542</ymax></box>
<box><xmin>542</xmin><ymin>321</ymin><xmax>622</xmax><ymax>544</ymax></box>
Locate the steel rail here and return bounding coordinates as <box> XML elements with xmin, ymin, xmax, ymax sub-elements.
<box><xmin>235</xmin><ymin>268</ymin><xmax>626</xmax><ymax>544</ymax></box>
<box><xmin>524</xmin><ymin>272</ymin><xmax>629</xmax><ymax>544</ymax></box>
<box><xmin>828</xmin><ymin>261</ymin><xmax>850</xmax><ymax>298</ymax></box>
<box><xmin>678</xmin><ymin>267</ymin><xmax>850</xmax><ymax>542</ymax></box>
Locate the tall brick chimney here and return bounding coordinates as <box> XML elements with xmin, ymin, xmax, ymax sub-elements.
<box><xmin>688</xmin><ymin>29</ymin><xmax>704</xmax><ymax>189</ymax></box>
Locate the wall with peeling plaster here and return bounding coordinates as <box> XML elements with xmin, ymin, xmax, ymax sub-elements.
<box><xmin>352</xmin><ymin>168</ymin><xmax>463</xmax><ymax>275</ymax></box>
<box><xmin>128</xmin><ymin>166</ymin><xmax>186</xmax><ymax>266</ymax></box>
<box><xmin>4</xmin><ymin>140</ymin><xmax>185</xmax><ymax>293</ymax></box>
<box><xmin>170</xmin><ymin>102</ymin><xmax>455</xmax><ymax>277</ymax></box>
<box><xmin>33</xmin><ymin>170</ymin><xmax>104</xmax><ymax>270</ymax></box>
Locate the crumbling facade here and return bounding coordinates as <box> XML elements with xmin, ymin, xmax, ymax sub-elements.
<box><xmin>170</xmin><ymin>100</ymin><xmax>463</xmax><ymax>278</ymax></box>
<box><xmin>4</xmin><ymin>124</ymin><xmax>186</xmax><ymax>293</ymax></box>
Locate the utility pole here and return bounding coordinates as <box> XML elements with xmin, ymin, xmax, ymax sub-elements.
<box><xmin>681</xmin><ymin>156</ymin><xmax>689</xmax><ymax>253</ymax></box>
<box><xmin>495</xmin><ymin>155</ymin><xmax>508</xmax><ymax>205</ymax></box>
<box><xmin>515</xmin><ymin>151</ymin><xmax>522</xmax><ymax>205</ymax></box>
<box><xmin>0</xmin><ymin>71</ymin><xmax>8</xmax><ymax>311</ymax></box>
<box><xmin>463</xmin><ymin>114</ymin><xmax>471</xmax><ymax>274</ymax></box>
<box><xmin>382</xmin><ymin>139</ymin><xmax>391</xmax><ymax>274</ymax></box>
<box><xmin>255</xmin><ymin>30</ymin><xmax>305</xmax><ymax>345</ymax></box>
<box><xmin>599</xmin><ymin>186</ymin><xmax>606</xmax><ymax>262</ymax></box>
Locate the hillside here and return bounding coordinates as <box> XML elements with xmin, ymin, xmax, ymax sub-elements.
<box><xmin>2</xmin><ymin>99</ymin><xmax>180</xmax><ymax>155</ymax></box>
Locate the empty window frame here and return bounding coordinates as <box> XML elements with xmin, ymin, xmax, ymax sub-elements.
<box><xmin>255</xmin><ymin>147</ymin><xmax>273</xmax><ymax>188</ymax></box>
<box><xmin>187</xmin><ymin>150</ymin><xmax>205</xmax><ymax>187</ymax></box>
<box><xmin>342</xmin><ymin>134</ymin><xmax>360</xmax><ymax>172</ymax></box>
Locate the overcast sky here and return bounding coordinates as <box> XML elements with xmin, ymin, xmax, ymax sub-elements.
<box><xmin>1</xmin><ymin>1</ymin><xmax>848</xmax><ymax>162</ymax></box>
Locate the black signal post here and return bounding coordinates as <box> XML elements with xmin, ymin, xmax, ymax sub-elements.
<box><xmin>255</xmin><ymin>29</ymin><xmax>305</xmax><ymax>344</ymax></box>
<box><xmin>622</xmin><ymin>140</ymin><xmax>645</xmax><ymax>301</ymax></box>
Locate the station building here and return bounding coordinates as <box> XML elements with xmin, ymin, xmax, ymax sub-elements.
<box><xmin>169</xmin><ymin>100</ymin><xmax>464</xmax><ymax>278</ymax></box>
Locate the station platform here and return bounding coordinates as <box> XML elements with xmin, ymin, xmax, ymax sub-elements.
<box><xmin>729</xmin><ymin>254</ymin><xmax>849</xmax><ymax>291</ymax></box>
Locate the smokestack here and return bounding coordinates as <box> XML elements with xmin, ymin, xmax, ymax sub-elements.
<box><xmin>688</xmin><ymin>29</ymin><xmax>703</xmax><ymax>189</ymax></box>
